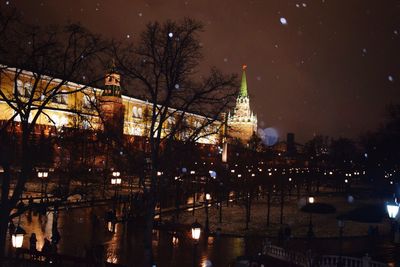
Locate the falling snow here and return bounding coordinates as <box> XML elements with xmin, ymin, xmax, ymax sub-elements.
<box><xmin>280</xmin><ymin>17</ymin><xmax>288</xmax><ymax>25</ymax></box>
<box><xmin>388</xmin><ymin>75</ymin><xmax>394</xmax><ymax>82</ymax></box>
<box><xmin>362</xmin><ymin>48</ymin><xmax>367</xmax><ymax>56</ymax></box>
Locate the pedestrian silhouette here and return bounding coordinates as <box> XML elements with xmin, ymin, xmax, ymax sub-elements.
<box><xmin>42</xmin><ymin>238</ymin><xmax>51</xmax><ymax>254</ymax></box>
<box><xmin>29</xmin><ymin>233</ymin><xmax>37</xmax><ymax>252</ymax></box>
<box><xmin>41</xmin><ymin>238</ymin><xmax>52</xmax><ymax>263</ymax></box>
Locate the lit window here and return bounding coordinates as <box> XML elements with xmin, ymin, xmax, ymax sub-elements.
<box><xmin>16</xmin><ymin>79</ymin><xmax>24</xmax><ymax>95</ymax></box>
<box><xmin>132</xmin><ymin>106</ymin><xmax>138</xmax><ymax>118</ymax></box>
<box><xmin>83</xmin><ymin>95</ymin><xmax>95</xmax><ymax>109</ymax></box>
<box><xmin>52</xmin><ymin>94</ymin><xmax>67</xmax><ymax>104</ymax></box>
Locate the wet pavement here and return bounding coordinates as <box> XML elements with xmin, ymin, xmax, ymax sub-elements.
<box><xmin>9</xmin><ymin>205</ymin><xmax>264</xmax><ymax>267</ymax></box>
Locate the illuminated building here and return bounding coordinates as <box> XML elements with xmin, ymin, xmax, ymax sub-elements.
<box><xmin>0</xmin><ymin>64</ymin><xmax>239</xmax><ymax>145</ymax></box>
<box><xmin>227</xmin><ymin>65</ymin><xmax>257</xmax><ymax>142</ymax></box>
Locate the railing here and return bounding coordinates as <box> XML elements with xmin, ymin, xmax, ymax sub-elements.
<box><xmin>264</xmin><ymin>244</ymin><xmax>388</xmax><ymax>267</ymax></box>
<box><xmin>2</xmin><ymin>248</ymin><xmax>126</xmax><ymax>267</ymax></box>
<box><xmin>317</xmin><ymin>255</ymin><xmax>388</xmax><ymax>267</ymax></box>
<box><xmin>265</xmin><ymin>245</ymin><xmax>308</xmax><ymax>266</ymax></box>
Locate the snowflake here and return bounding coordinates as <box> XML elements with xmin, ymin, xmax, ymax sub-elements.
<box><xmin>138</xmin><ymin>12</ymin><xmax>143</xmax><ymax>17</ymax></box>
<box><xmin>280</xmin><ymin>17</ymin><xmax>288</xmax><ymax>25</ymax></box>
<box><xmin>223</xmin><ymin>58</ymin><xmax>228</xmax><ymax>62</ymax></box>
<box><xmin>126</xmin><ymin>34</ymin><xmax>131</xmax><ymax>39</ymax></box>
<box><xmin>388</xmin><ymin>75</ymin><xmax>394</xmax><ymax>82</ymax></box>
<box><xmin>168</xmin><ymin>32</ymin><xmax>174</xmax><ymax>38</ymax></box>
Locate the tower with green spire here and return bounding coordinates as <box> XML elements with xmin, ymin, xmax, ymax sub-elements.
<box><xmin>227</xmin><ymin>65</ymin><xmax>257</xmax><ymax>142</ymax></box>
<box><xmin>239</xmin><ymin>64</ymin><xmax>248</xmax><ymax>98</ymax></box>
<box><xmin>100</xmin><ymin>60</ymin><xmax>125</xmax><ymax>138</ymax></box>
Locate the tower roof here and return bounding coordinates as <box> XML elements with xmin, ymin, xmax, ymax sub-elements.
<box><xmin>107</xmin><ymin>59</ymin><xmax>119</xmax><ymax>74</ymax></box>
<box><xmin>239</xmin><ymin>64</ymin><xmax>248</xmax><ymax>98</ymax></box>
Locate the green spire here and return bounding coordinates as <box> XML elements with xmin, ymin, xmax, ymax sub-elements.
<box><xmin>239</xmin><ymin>64</ymin><xmax>248</xmax><ymax>98</ymax></box>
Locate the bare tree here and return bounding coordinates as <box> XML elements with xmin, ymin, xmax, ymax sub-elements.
<box><xmin>0</xmin><ymin>12</ymin><xmax>108</xmax><ymax>259</ymax></box>
<box><xmin>114</xmin><ymin>18</ymin><xmax>237</xmax><ymax>266</ymax></box>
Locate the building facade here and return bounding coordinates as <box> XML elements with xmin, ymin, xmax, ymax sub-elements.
<box><xmin>0</xmin><ymin>64</ymin><xmax>257</xmax><ymax>145</ymax></box>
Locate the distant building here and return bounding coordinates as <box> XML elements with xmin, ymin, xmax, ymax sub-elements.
<box><xmin>0</xmin><ymin>63</ymin><xmax>220</xmax><ymax>145</ymax></box>
<box><xmin>227</xmin><ymin>65</ymin><xmax>257</xmax><ymax>142</ymax></box>
<box><xmin>0</xmin><ymin>63</ymin><xmax>256</xmax><ymax>146</ymax></box>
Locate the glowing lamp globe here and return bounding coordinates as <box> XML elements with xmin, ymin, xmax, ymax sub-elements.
<box><xmin>308</xmin><ymin>196</ymin><xmax>315</xmax><ymax>204</ymax></box>
<box><xmin>12</xmin><ymin>226</ymin><xmax>26</xmax><ymax>248</ymax></box>
<box><xmin>387</xmin><ymin>203</ymin><xmax>399</xmax><ymax>219</ymax></box>
<box><xmin>191</xmin><ymin>221</ymin><xmax>202</xmax><ymax>241</ymax></box>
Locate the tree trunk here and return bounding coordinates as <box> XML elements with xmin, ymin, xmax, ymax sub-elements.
<box><xmin>143</xmin><ymin>195</ymin><xmax>156</xmax><ymax>267</ymax></box>
<box><xmin>280</xmin><ymin>186</ymin><xmax>284</xmax><ymax>225</ymax></box>
<box><xmin>0</xmin><ymin>208</ymin><xmax>10</xmax><ymax>265</ymax></box>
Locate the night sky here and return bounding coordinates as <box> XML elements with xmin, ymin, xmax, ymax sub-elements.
<box><xmin>3</xmin><ymin>0</ymin><xmax>400</xmax><ymax>143</ymax></box>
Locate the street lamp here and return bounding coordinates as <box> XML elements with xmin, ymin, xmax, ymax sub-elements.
<box><xmin>307</xmin><ymin>196</ymin><xmax>315</xmax><ymax>239</ymax></box>
<box><xmin>111</xmin><ymin>171</ymin><xmax>121</xmax><ymax>185</ymax></box>
<box><xmin>12</xmin><ymin>225</ymin><xmax>26</xmax><ymax>250</ymax></box>
<box><xmin>386</xmin><ymin>201</ymin><xmax>400</xmax><ymax>243</ymax></box>
<box><xmin>204</xmin><ymin>193</ymin><xmax>211</xmax><ymax>233</ymax></box>
<box><xmin>191</xmin><ymin>221</ymin><xmax>202</xmax><ymax>267</ymax></box>
<box><xmin>111</xmin><ymin>171</ymin><xmax>121</xmax><ymax>211</ymax></box>
<box><xmin>204</xmin><ymin>171</ymin><xmax>215</xmax><ymax>233</ymax></box>
<box><xmin>37</xmin><ymin>171</ymin><xmax>49</xmax><ymax>202</ymax></box>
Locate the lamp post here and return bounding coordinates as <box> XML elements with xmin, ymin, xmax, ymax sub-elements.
<box><xmin>175</xmin><ymin>168</ymin><xmax>186</xmax><ymax>221</ymax></box>
<box><xmin>111</xmin><ymin>171</ymin><xmax>121</xmax><ymax>198</ymax></box>
<box><xmin>191</xmin><ymin>220</ymin><xmax>201</xmax><ymax>267</ymax></box>
<box><xmin>307</xmin><ymin>196</ymin><xmax>315</xmax><ymax>239</ymax></box>
<box><xmin>37</xmin><ymin>171</ymin><xmax>49</xmax><ymax>202</ymax></box>
<box><xmin>205</xmin><ymin>170</ymin><xmax>216</xmax><ymax>233</ymax></box>
<box><xmin>204</xmin><ymin>193</ymin><xmax>211</xmax><ymax>233</ymax></box>
<box><xmin>12</xmin><ymin>225</ymin><xmax>26</xmax><ymax>258</ymax></box>
<box><xmin>111</xmin><ymin>171</ymin><xmax>121</xmax><ymax>213</ymax></box>
<box><xmin>337</xmin><ymin>219</ymin><xmax>345</xmax><ymax>267</ymax></box>
<box><xmin>386</xmin><ymin>201</ymin><xmax>400</xmax><ymax>243</ymax></box>
<box><xmin>219</xmin><ymin>182</ymin><xmax>223</xmax><ymax>223</ymax></box>
<box><xmin>191</xmin><ymin>171</ymin><xmax>196</xmax><ymax>216</ymax></box>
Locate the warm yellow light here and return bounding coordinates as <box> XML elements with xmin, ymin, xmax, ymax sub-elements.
<box><xmin>191</xmin><ymin>222</ymin><xmax>201</xmax><ymax>241</ymax></box>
